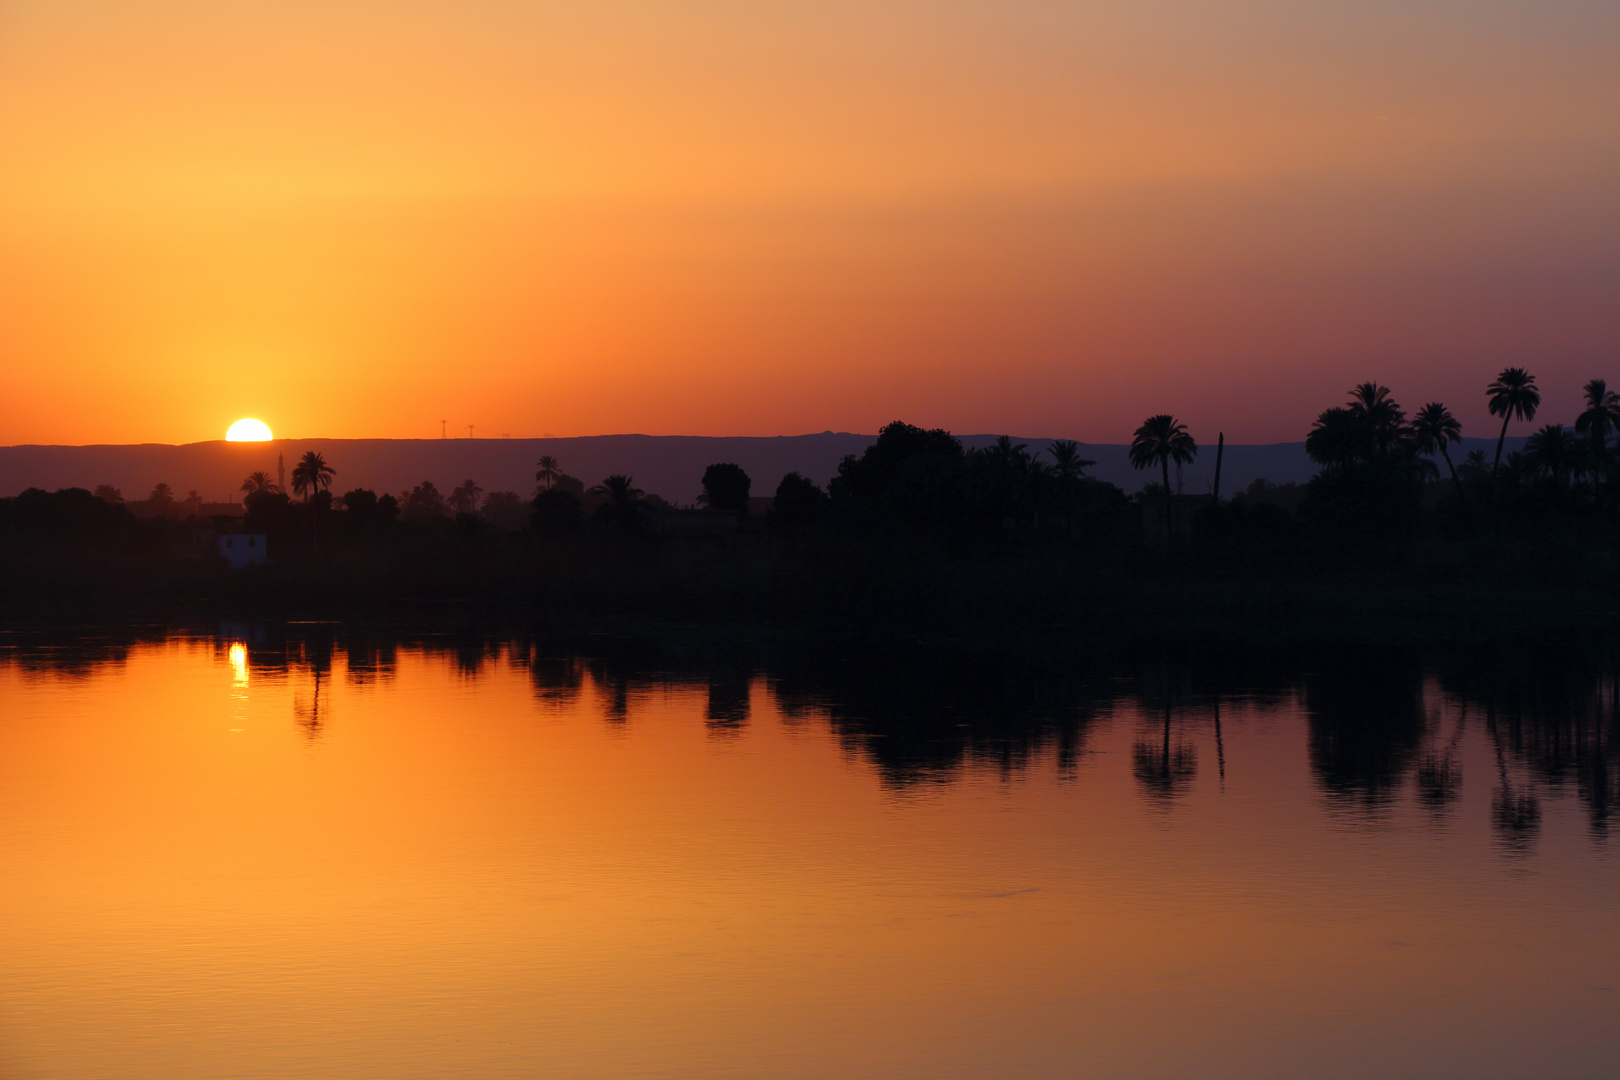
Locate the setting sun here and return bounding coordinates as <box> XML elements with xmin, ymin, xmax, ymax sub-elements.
<box><xmin>225</xmin><ymin>419</ymin><xmax>272</xmax><ymax>442</ymax></box>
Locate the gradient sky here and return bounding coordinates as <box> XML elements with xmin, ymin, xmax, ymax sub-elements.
<box><xmin>1</xmin><ymin>1</ymin><xmax>1616</xmax><ymax>445</ymax></box>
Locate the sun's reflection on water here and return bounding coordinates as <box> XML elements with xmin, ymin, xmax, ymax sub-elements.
<box><xmin>228</xmin><ymin>642</ymin><xmax>248</xmax><ymax>687</ymax></box>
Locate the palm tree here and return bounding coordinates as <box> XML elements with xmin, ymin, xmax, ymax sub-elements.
<box><xmin>1575</xmin><ymin>379</ymin><xmax>1620</xmax><ymax>490</ymax></box>
<box><xmin>290</xmin><ymin>451</ymin><xmax>335</xmax><ymax>501</ymax></box>
<box><xmin>240</xmin><ymin>471</ymin><xmax>280</xmax><ymax>497</ymax></box>
<box><xmin>1347</xmin><ymin>382</ymin><xmax>1408</xmax><ymax>456</ymax></box>
<box><xmin>449</xmin><ymin>479</ymin><xmax>484</xmax><ymax>514</ymax></box>
<box><xmin>1305</xmin><ymin>407</ymin><xmax>1365</xmax><ymax>471</ymax></box>
<box><xmin>1486</xmin><ymin>367</ymin><xmax>1540</xmax><ymax>476</ymax></box>
<box><xmin>1046</xmin><ymin>439</ymin><xmax>1095</xmax><ymax>480</ymax></box>
<box><xmin>1524</xmin><ymin>423</ymin><xmax>1577</xmax><ymax>486</ymax></box>
<box><xmin>1411</xmin><ymin>402</ymin><xmax>1462</xmax><ymax>485</ymax></box>
<box><xmin>1129</xmin><ymin>414</ymin><xmax>1197</xmax><ymax>534</ymax></box>
<box><xmin>989</xmin><ymin>435</ymin><xmax>1030</xmax><ymax>464</ymax></box>
<box><xmin>589</xmin><ymin>474</ymin><xmax>644</xmax><ymax>506</ymax></box>
<box><xmin>535</xmin><ymin>455</ymin><xmax>561</xmax><ymax>491</ymax></box>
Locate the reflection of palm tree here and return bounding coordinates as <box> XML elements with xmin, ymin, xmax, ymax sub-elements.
<box><xmin>535</xmin><ymin>455</ymin><xmax>561</xmax><ymax>491</ymax></box>
<box><xmin>1486</xmin><ymin>367</ymin><xmax>1539</xmax><ymax>476</ymax></box>
<box><xmin>1129</xmin><ymin>414</ymin><xmax>1196</xmax><ymax>534</ymax></box>
<box><xmin>1416</xmin><ymin>704</ymin><xmax>1466</xmax><ymax>815</ymax></box>
<box><xmin>290</xmin><ymin>451</ymin><xmax>335</xmax><ymax>501</ymax></box>
<box><xmin>1486</xmin><ymin>708</ymin><xmax>1540</xmax><ymax>854</ymax></box>
<box><xmin>589</xmin><ymin>474</ymin><xmax>643</xmax><ymax>506</ymax></box>
<box><xmin>1411</xmin><ymin>402</ymin><xmax>1462</xmax><ymax>485</ymax></box>
<box><xmin>240</xmin><ymin>471</ymin><xmax>280</xmax><ymax>496</ymax></box>
<box><xmin>1046</xmin><ymin>440</ymin><xmax>1095</xmax><ymax>480</ymax></box>
<box><xmin>1133</xmin><ymin>699</ymin><xmax>1198</xmax><ymax>802</ymax></box>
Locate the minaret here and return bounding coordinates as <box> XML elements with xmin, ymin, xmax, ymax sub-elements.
<box><xmin>278</xmin><ymin>452</ymin><xmax>285</xmax><ymax>493</ymax></box>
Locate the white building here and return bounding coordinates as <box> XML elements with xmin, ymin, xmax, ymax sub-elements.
<box><xmin>218</xmin><ymin>533</ymin><xmax>268</xmax><ymax>568</ymax></box>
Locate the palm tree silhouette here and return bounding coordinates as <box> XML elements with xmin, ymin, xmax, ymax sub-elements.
<box><xmin>240</xmin><ymin>471</ymin><xmax>280</xmax><ymax>496</ymax></box>
<box><xmin>1129</xmin><ymin>415</ymin><xmax>1196</xmax><ymax>534</ymax></box>
<box><xmin>1486</xmin><ymin>367</ymin><xmax>1540</xmax><ymax>476</ymax></box>
<box><xmin>290</xmin><ymin>451</ymin><xmax>335</xmax><ymax>501</ymax></box>
<box><xmin>449</xmin><ymin>479</ymin><xmax>484</xmax><ymax>514</ymax></box>
<box><xmin>535</xmin><ymin>455</ymin><xmax>561</xmax><ymax>491</ymax></box>
<box><xmin>1346</xmin><ymin>382</ymin><xmax>1408</xmax><ymax>456</ymax></box>
<box><xmin>589</xmin><ymin>474</ymin><xmax>644</xmax><ymax>506</ymax></box>
<box><xmin>1411</xmin><ymin>402</ymin><xmax>1462</xmax><ymax>485</ymax></box>
<box><xmin>1576</xmin><ymin>379</ymin><xmax>1620</xmax><ymax>492</ymax></box>
<box><xmin>1524</xmin><ymin>424</ymin><xmax>1577</xmax><ymax>486</ymax></box>
<box><xmin>1306</xmin><ymin>407</ymin><xmax>1366</xmax><ymax>470</ymax></box>
<box><xmin>1046</xmin><ymin>440</ymin><xmax>1095</xmax><ymax>479</ymax></box>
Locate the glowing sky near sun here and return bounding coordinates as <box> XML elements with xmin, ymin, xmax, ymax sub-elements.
<box><xmin>0</xmin><ymin>1</ymin><xmax>1616</xmax><ymax>445</ymax></box>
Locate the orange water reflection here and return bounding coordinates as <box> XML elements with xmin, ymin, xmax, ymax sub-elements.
<box><xmin>1</xmin><ymin>632</ymin><xmax>1617</xmax><ymax>1078</ymax></box>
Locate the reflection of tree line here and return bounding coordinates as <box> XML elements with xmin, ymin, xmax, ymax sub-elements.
<box><xmin>4</xmin><ymin>625</ymin><xmax>1617</xmax><ymax>847</ymax></box>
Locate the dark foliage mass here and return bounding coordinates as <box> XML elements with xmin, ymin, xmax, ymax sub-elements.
<box><xmin>7</xmin><ymin>368</ymin><xmax>1620</xmax><ymax>646</ymax></box>
<box><xmin>699</xmin><ymin>463</ymin><xmax>751</xmax><ymax>511</ymax></box>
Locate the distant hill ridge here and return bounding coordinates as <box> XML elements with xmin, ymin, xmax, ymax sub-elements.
<box><xmin>0</xmin><ymin>433</ymin><xmax>1525</xmax><ymax>504</ymax></box>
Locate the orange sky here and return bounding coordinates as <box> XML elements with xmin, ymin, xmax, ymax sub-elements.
<box><xmin>1</xmin><ymin>1</ymin><xmax>1616</xmax><ymax>445</ymax></box>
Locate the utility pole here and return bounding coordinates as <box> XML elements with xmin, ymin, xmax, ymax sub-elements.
<box><xmin>467</xmin><ymin>424</ymin><xmax>474</xmax><ymax>439</ymax></box>
<box><xmin>441</xmin><ymin>420</ymin><xmax>447</xmax><ymax>440</ymax></box>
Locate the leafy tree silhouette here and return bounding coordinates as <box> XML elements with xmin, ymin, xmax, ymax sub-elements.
<box><xmin>772</xmin><ymin>472</ymin><xmax>828</xmax><ymax>528</ymax></box>
<box><xmin>1486</xmin><ymin>367</ymin><xmax>1540</xmax><ymax>477</ymax></box>
<box><xmin>92</xmin><ymin>484</ymin><xmax>123</xmax><ymax>505</ymax></box>
<box><xmin>698</xmin><ymin>463</ymin><xmax>751</xmax><ymax>511</ymax></box>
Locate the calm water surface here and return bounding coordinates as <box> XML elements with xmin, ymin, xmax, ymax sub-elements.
<box><xmin>2</xmin><ymin>626</ymin><xmax>1617</xmax><ymax>1079</ymax></box>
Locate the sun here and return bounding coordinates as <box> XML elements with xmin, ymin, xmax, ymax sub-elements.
<box><xmin>226</xmin><ymin>418</ymin><xmax>273</xmax><ymax>441</ymax></box>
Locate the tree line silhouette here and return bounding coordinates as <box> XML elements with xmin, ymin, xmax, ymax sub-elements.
<box><xmin>6</xmin><ymin>366</ymin><xmax>1620</xmax><ymax>625</ymax></box>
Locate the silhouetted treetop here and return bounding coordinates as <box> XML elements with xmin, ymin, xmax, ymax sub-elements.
<box><xmin>1487</xmin><ymin>367</ymin><xmax>1540</xmax><ymax>475</ymax></box>
<box><xmin>291</xmin><ymin>452</ymin><xmax>335</xmax><ymax>501</ymax></box>
<box><xmin>699</xmin><ymin>463</ymin><xmax>751</xmax><ymax>511</ymax></box>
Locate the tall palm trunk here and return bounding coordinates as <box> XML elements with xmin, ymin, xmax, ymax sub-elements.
<box><xmin>1439</xmin><ymin>444</ymin><xmax>1458</xmax><ymax>486</ymax></box>
<box><xmin>1161</xmin><ymin>456</ymin><xmax>1171</xmax><ymax>539</ymax></box>
<box><xmin>1493</xmin><ymin>414</ymin><xmax>1511</xmax><ymax>476</ymax></box>
<box><xmin>1592</xmin><ymin>432</ymin><xmax>1607</xmax><ymax>507</ymax></box>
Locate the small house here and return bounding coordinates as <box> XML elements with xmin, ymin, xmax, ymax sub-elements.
<box><xmin>218</xmin><ymin>533</ymin><xmax>268</xmax><ymax>568</ymax></box>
